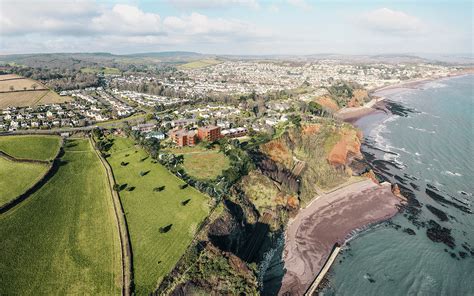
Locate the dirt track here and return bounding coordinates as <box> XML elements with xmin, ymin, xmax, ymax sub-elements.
<box><xmin>279</xmin><ymin>179</ymin><xmax>401</xmax><ymax>295</ymax></box>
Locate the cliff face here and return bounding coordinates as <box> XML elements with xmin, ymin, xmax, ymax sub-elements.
<box><xmin>256</xmin><ymin>122</ymin><xmax>367</xmax><ymax>204</ymax></box>
<box><xmin>169</xmin><ymin>242</ymin><xmax>259</xmax><ymax>296</ymax></box>
<box><xmin>316</xmin><ymin>95</ymin><xmax>340</xmax><ymax>112</ymax></box>
<box><xmin>327</xmin><ymin>129</ymin><xmax>363</xmax><ymax>169</ymax></box>
<box><xmin>347</xmin><ymin>89</ymin><xmax>370</xmax><ymax>107</ymax></box>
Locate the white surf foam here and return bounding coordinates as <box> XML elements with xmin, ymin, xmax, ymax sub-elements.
<box><xmin>441</xmin><ymin>170</ymin><xmax>463</xmax><ymax>177</ymax></box>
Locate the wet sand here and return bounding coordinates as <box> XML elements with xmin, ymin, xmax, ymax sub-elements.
<box><xmin>279</xmin><ymin>179</ymin><xmax>402</xmax><ymax>296</ymax></box>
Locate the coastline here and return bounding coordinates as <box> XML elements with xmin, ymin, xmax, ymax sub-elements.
<box><xmin>317</xmin><ymin>71</ymin><xmax>474</xmax><ymax>295</ymax></box>
<box><xmin>275</xmin><ymin>74</ymin><xmax>474</xmax><ymax>295</ymax></box>
<box><xmin>279</xmin><ymin>179</ymin><xmax>403</xmax><ymax>295</ymax></box>
<box><xmin>335</xmin><ymin>71</ymin><xmax>474</xmax><ymax>124</ymax></box>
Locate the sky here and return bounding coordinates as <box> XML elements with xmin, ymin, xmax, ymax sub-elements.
<box><xmin>0</xmin><ymin>0</ymin><xmax>472</xmax><ymax>55</ymax></box>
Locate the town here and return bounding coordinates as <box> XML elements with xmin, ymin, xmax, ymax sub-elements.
<box><xmin>0</xmin><ymin>59</ymin><xmax>459</xmax><ymax>143</ymax></box>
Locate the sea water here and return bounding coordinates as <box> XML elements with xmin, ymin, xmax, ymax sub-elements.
<box><xmin>322</xmin><ymin>75</ymin><xmax>474</xmax><ymax>296</ymax></box>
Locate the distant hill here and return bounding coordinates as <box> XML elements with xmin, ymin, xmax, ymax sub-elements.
<box><xmin>0</xmin><ymin>51</ymin><xmax>209</xmax><ymax>70</ymax></box>
<box><xmin>125</xmin><ymin>51</ymin><xmax>201</xmax><ymax>58</ymax></box>
<box><xmin>1</xmin><ymin>52</ymin><xmax>471</xmax><ymax>69</ymax></box>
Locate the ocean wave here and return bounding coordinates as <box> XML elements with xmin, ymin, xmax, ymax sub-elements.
<box><xmin>422</xmin><ymin>82</ymin><xmax>447</xmax><ymax>89</ymax></box>
<box><xmin>388</xmin><ymin>145</ymin><xmax>412</xmax><ymax>155</ymax></box>
<box><xmin>369</xmin><ymin>116</ymin><xmax>400</xmax><ymax>151</ymax></box>
<box><xmin>458</xmin><ymin>191</ymin><xmax>473</xmax><ymax>197</ymax></box>
<box><xmin>408</xmin><ymin>126</ymin><xmax>436</xmax><ymax>134</ymax></box>
<box><xmin>441</xmin><ymin>170</ymin><xmax>463</xmax><ymax>177</ymax></box>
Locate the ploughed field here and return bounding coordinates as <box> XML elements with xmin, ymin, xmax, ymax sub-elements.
<box><xmin>0</xmin><ymin>138</ymin><xmax>121</xmax><ymax>294</ymax></box>
<box><xmin>0</xmin><ymin>135</ymin><xmax>61</xmax><ymax>161</ymax></box>
<box><xmin>0</xmin><ymin>74</ymin><xmax>71</xmax><ymax>108</ymax></box>
<box><xmin>107</xmin><ymin>137</ymin><xmax>210</xmax><ymax>294</ymax></box>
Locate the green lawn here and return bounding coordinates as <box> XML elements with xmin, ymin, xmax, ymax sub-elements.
<box><xmin>107</xmin><ymin>137</ymin><xmax>210</xmax><ymax>294</ymax></box>
<box><xmin>0</xmin><ymin>138</ymin><xmax>121</xmax><ymax>295</ymax></box>
<box><xmin>0</xmin><ymin>135</ymin><xmax>61</xmax><ymax>161</ymax></box>
<box><xmin>178</xmin><ymin>59</ymin><xmax>222</xmax><ymax>69</ymax></box>
<box><xmin>0</xmin><ymin>158</ymin><xmax>49</xmax><ymax>206</ymax></box>
<box><xmin>166</xmin><ymin>146</ymin><xmax>230</xmax><ymax>181</ymax></box>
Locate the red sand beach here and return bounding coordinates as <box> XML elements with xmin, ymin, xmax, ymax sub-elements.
<box><xmin>279</xmin><ymin>179</ymin><xmax>402</xmax><ymax>295</ymax></box>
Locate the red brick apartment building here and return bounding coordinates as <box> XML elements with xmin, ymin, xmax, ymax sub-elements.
<box><xmin>170</xmin><ymin>129</ymin><xmax>197</xmax><ymax>147</ymax></box>
<box><xmin>197</xmin><ymin>125</ymin><xmax>221</xmax><ymax>142</ymax></box>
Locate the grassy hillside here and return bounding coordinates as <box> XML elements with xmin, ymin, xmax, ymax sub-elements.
<box><xmin>0</xmin><ymin>158</ymin><xmax>48</xmax><ymax>206</ymax></box>
<box><xmin>0</xmin><ymin>135</ymin><xmax>61</xmax><ymax>161</ymax></box>
<box><xmin>0</xmin><ymin>138</ymin><xmax>121</xmax><ymax>295</ymax></box>
<box><xmin>107</xmin><ymin>137</ymin><xmax>210</xmax><ymax>294</ymax></box>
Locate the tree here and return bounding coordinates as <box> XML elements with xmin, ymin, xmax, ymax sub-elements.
<box><xmin>9</xmin><ymin>85</ymin><xmax>14</xmax><ymax>91</ymax></box>
<box><xmin>287</xmin><ymin>114</ymin><xmax>302</xmax><ymax>128</ymax></box>
<box><xmin>308</xmin><ymin>101</ymin><xmax>323</xmax><ymax>116</ymax></box>
<box><xmin>32</xmin><ymin>84</ymin><xmax>38</xmax><ymax>90</ymax></box>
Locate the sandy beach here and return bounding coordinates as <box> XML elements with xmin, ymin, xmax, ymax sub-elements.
<box><xmin>335</xmin><ymin>71</ymin><xmax>473</xmax><ymax>124</ymax></box>
<box><xmin>279</xmin><ymin>179</ymin><xmax>402</xmax><ymax>296</ymax></box>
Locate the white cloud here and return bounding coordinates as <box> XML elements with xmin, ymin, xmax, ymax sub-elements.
<box><xmin>0</xmin><ymin>0</ymin><xmax>99</xmax><ymax>35</ymax></box>
<box><xmin>91</xmin><ymin>4</ymin><xmax>162</xmax><ymax>35</ymax></box>
<box><xmin>287</xmin><ymin>0</ymin><xmax>312</xmax><ymax>10</ymax></box>
<box><xmin>167</xmin><ymin>0</ymin><xmax>260</xmax><ymax>10</ymax></box>
<box><xmin>269</xmin><ymin>4</ymin><xmax>280</xmax><ymax>13</ymax></box>
<box><xmin>164</xmin><ymin>12</ymin><xmax>261</xmax><ymax>36</ymax></box>
<box><xmin>0</xmin><ymin>0</ymin><xmax>271</xmax><ymax>54</ymax></box>
<box><xmin>359</xmin><ymin>8</ymin><xmax>426</xmax><ymax>35</ymax></box>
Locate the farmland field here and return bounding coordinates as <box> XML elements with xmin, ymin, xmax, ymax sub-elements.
<box><xmin>0</xmin><ymin>135</ymin><xmax>61</xmax><ymax>161</ymax></box>
<box><xmin>178</xmin><ymin>59</ymin><xmax>222</xmax><ymax>69</ymax></box>
<box><xmin>0</xmin><ymin>74</ymin><xmax>22</xmax><ymax>81</ymax></box>
<box><xmin>0</xmin><ymin>75</ymin><xmax>70</xmax><ymax>108</ymax></box>
<box><xmin>0</xmin><ymin>138</ymin><xmax>121</xmax><ymax>295</ymax></box>
<box><xmin>107</xmin><ymin>137</ymin><xmax>210</xmax><ymax>294</ymax></box>
<box><xmin>0</xmin><ymin>158</ymin><xmax>48</xmax><ymax>206</ymax></box>
<box><xmin>0</xmin><ymin>90</ymin><xmax>71</xmax><ymax>109</ymax></box>
<box><xmin>0</xmin><ymin>75</ymin><xmax>47</xmax><ymax>92</ymax></box>
<box><xmin>167</xmin><ymin>146</ymin><xmax>230</xmax><ymax>180</ymax></box>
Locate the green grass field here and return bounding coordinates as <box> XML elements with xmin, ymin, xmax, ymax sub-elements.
<box><xmin>0</xmin><ymin>135</ymin><xmax>61</xmax><ymax>161</ymax></box>
<box><xmin>0</xmin><ymin>158</ymin><xmax>49</xmax><ymax>206</ymax></box>
<box><xmin>107</xmin><ymin>137</ymin><xmax>210</xmax><ymax>294</ymax></box>
<box><xmin>178</xmin><ymin>59</ymin><xmax>222</xmax><ymax>69</ymax></box>
<box><xmin>167</xmin><ymin>146</ymin><xmax>230</xmax><ymax>180</ymax></box>
<box><xmin>0</xmin><ymin>138</ymin><xmax>121</xmax><ymax>295</ymax></box>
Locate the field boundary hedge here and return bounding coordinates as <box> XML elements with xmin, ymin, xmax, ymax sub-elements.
<box><xmin>0</xmin><ymin>139</ymin><xmax>64</xmax><ymax>214</ymax></box>
<box><xmin>90</xmin><ymin>136</ymin><xmax>134</xmax><ymax>296</ymax></box>
<box><xmin>0</xmin><ymin>150</ymin><xmax>50</xmax><ymax>165</ymax></box>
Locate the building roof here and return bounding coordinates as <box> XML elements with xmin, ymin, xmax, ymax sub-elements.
<box><xmin>199</xmin><ymin>125</ymin><xmax>219</xmax><ymax>132</ymax></box>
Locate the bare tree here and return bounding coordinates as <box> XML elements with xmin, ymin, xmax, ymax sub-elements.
<box><xmin>32</xmin><ymin>84</ymin><xmax>38</xmax><ymax>90</ymax></box>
